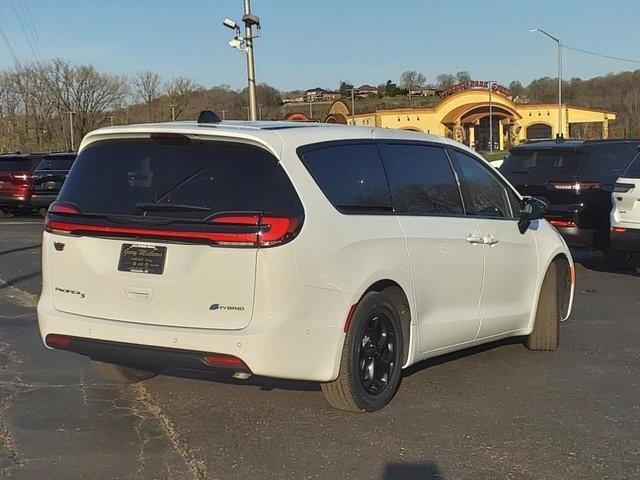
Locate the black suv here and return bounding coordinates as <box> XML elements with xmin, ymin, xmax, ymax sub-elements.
<box><xmin>500</xmin><ymin>139</ymin><xmax>640</xmax><ymax>256</ymax></box>
<box><xmin>31</xmin><ymin>152</ymin><xmax>77</xmax><ymax>211</ymax></box>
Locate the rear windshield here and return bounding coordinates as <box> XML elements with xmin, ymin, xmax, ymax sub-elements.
<box><xmin>36</xmin><ymin>155</ymin><xmax>76</xmax><ymax>171</ymax></box>
<box><xmin>0</xmin><ymin>157</ymin><xmax>39</xmax><ymax>172</ymax></box>
<box><xmin>582</xmin><ymin>143</ymin><xmax>638</xmax><ymax>184</ymax></box>
<box><xmin>623</xmin><ymin>153</ymin><xmax>640</xmax><ymax>178</ymax></box>
<box><xmin>500</xmin><ymin>150</ymin><xmax>582</xmax><ymax>176</ymax></box>
<box><xmin>58</xmin><ymin>138</ymin><xmax>302</xmax><ymax>221</ymax></box>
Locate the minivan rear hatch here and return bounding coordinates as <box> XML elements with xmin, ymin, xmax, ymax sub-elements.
<box><xmin>44</xmin><ymin>136</ymin><xmax>302</xmax><ymax>330</ymax></box>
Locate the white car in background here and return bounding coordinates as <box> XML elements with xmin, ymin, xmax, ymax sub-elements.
<box><xmin>38</xmin><ymin>114</ymin><xmax>574</xmax><ymax>412</ymax></box>
<box><xmin>610</xmin><ymin>151</ymin><xmax>640</xmax><ymax>268</ymax></box>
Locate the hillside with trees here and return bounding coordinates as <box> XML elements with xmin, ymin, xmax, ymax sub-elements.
<box><xmin>1</xmin><ymin>58</ymin><xmax>639</xmax><ymax>152</ymax></box>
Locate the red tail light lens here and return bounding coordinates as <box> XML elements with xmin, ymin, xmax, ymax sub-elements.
<box><xmin>548</xmin><ymin>181</ymin><xmax>600</xmax><ymax>191</ymax></box>
<box><xmin>202</xmin><ymin>353</ymin><xmax>247</xmax><ymax>368</ymax></box>
<box><xmin>45</xmin><ymin>334</ymin><xmax>72</xmax><ymax>349</ymax></box>
<box><xmin>45</xmin><ymin>210</ymin><xmax>301</xmax><ymax>247</ymax></box>
<box><xmin>612</xmin><ymin>227</ymin><xmax>627</xmax><ymax>233</ymax></box>
<box><xmin>48</xmin><ymin>201</ymin><xmax>81</xmax><ymax>215</ymax></box>
<box><xmin>550</xmin><ymin>219</ymin><xmax>576</xmax><ymax>228</ymax></box>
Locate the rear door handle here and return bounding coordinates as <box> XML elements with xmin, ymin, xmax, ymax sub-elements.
<box><xmin>483</xmin><ymin>235</ymin><xmax>499</xmax><ymax>246</ymax></box>
<box><xmin>466</xmin><ymin>234</ymin><xmax>483</xmax><ymax>244</ymax></box>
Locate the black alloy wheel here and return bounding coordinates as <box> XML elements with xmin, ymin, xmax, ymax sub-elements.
<box><xmin>358</xmin><ymin>313</ymin><xmax>397</xmax><ymax>395</ymax></box>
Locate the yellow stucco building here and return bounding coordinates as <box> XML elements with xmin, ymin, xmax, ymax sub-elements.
<box><xmin>322</xmin><ymin>84</ymin><xmax>615</xmax><ymax>151</ymax></box>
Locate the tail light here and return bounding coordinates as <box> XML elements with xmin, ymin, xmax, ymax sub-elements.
<box><xmin>612</xmin><ymin>227</ymin><xmax>627</xmax><ymax>233</ymax></box>
<box><xmin>44</xmin><ymin>206</ymin><xmax>300</xmax><ymax>247</ymax></box>
<box><xmin>547</xmin><ymin>181</ymin><xmax>600</xmax><ymax>191</ymax></box>
<box><xmin>550</xmin><ymin>219</ymin><xmax>576</xmax><ymax>228</ymax></box>
<box><xmin>614</xmin><ymin>183</ymin><xmax>635</xmax><ymax>193</ymax></box>
<box><xmin>202</xmin><ymin>353</ymin><xmax>247</xmax><ymax>368</ymax></box>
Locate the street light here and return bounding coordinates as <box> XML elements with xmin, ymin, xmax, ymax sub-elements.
<box><xmin>531</xmin><ymin>28</ymin><xmax>562</xmax><ymax>138</ymax></box>
<box><xmin>223</xmin><ymin>1</ymin><xmax>261</xmax><ymax>121</ymax></box>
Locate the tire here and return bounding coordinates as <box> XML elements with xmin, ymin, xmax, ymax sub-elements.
<box><xmin>603</xmin><ymin>249</ymin><xmax>634</xmax><ymax>270</ymax></box>
<box><xmin>321</xmin><ymin>291</ymin><xmax>404</xmax><ymax>412</ymax></box>
<box><xmin>525</xmin><ymin>264</ymin><xmax>559</xmax><ymax>351</ymax></box>
<box><xmin>92</xmin><ymin>360</ymin><xmax>157</xmax><ymax>383</ymax></box>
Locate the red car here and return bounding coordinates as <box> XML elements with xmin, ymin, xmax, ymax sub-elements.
<box><xmin>0</xmin><ymin>153</ymin><xmax>45</xmax><ymax>214</ymax></box>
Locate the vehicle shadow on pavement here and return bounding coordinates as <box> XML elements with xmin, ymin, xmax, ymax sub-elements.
<box><xmin>570</xmin><ymin>248</ymin><xmax>640</xmax><ymax>277</ymax></box>
<box><xmin>402</xmin><ymin>337</ymin><xmax>524</xmax><ymax>379</ymax></box>
<box><xmin>382</xmin><ymin>461</ymin><xmax>445</xmax><ymax>480</ymax></box>
<box><xmin>160</xmin><ymin>368</ymin><xmax>321</xmax><ymax>392</ymax></box>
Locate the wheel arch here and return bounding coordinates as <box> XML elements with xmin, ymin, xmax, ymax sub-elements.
<box><xmin>530</xmin><ymin>252</ymin><xmax>574</xmax><ymax>330</ymax></box>
<box><xmin>357</xmin><ymin>279</ymin><xmax>413</xmax><ymax>366</ymax></box>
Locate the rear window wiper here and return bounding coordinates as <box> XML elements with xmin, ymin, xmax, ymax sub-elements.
<box><xmin>508</xmin><ymin>170</ymin><xmax>530</xmax><ymax>174</ymax></box>
<box><xmin>135</xmin><ymin>202</ymin><xmax>210</xmax><ymax>213</ymax></box>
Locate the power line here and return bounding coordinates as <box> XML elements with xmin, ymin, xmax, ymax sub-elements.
<box><xmin>10</xmin><ymin>0</ymin><xmax>40</xmax><ymax>63</ymax></box>
<box><xmin>563</xmin><ymin>44</ymin><xmax>640</xmax><ymax>65</ymax></box>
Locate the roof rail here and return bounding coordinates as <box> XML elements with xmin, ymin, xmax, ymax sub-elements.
<box><xmin>197</xmin><ymin>110</ymin><xmax>222</xmax><ymax>124</ymax></box>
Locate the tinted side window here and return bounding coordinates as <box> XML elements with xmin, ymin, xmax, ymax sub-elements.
<box><xmin>623</xmin><ymin>153</ymin><xmax>640</xmax><ymax>178</ymax></box>
<box><xmin>584</xmin><ymin>143</ymin><xmax>639</xmax><ymax>183</ymax></box>
<box><xmin>300</xmin><ymin>143</ymin><xmax>391</xmax><ymax>212</ymax></box>
<box><xmin>453</xmin><ymin>150</ymin><xmax>514</xmax><ymax>219</ymax></box>
<box><xmin>380</xmin><ymin>143</ymin><xmax>463</xmax><ymax>215</ymax></box>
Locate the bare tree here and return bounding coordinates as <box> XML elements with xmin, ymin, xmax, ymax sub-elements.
<box><xmin>133</xmin><ymin>71</ymin><xmax>161</xmax><ymax>121</ymax></box>
<box><xmin>399</xmin><ymin>70</ymin><xmax>426</xmax><ymax>102</ymax></box>
<box><xmin>164</xmin><ymin>77</ymin><xmax>200</xmax><ymax>120</ymax></box>
<box><xmin>436</xmin><ymin>73</ymin><xmax>456</xmax><ymax>89</ymax></box>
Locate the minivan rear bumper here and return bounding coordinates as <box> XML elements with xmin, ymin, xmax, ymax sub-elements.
<box><xmin>37</xmin><ymin>286</ymin><xmax>348</xmax><ymax>383</ymax></box>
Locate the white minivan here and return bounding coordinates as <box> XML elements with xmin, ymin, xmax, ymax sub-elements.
<box><xmin>38</xmin><ymin>116</ymin><xmax>574</xmax><ymax>412</ymax></box>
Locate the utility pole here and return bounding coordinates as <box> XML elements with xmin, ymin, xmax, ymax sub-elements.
<box><xmin>243</xmin><ymin>0</ymin><xmax>258</xmax><ymax>120</ymax></box>
<box><xmin>170</xmin><ymin>104</ymin><xmax>176</xmax><ymax>121</ymax></box>
<box><xmin>350</xmin><ymin>88</ymin><xmax>356</xmax><ymax>125</ymax></box>
<box><xmin>221</xmin><ymin>109</ymin><xmax>226</xmax><ymax>121</ymax></box>
<box><xmin>308</xmin><ymin>96</ymin><xmax>313</xmax><ymax>119</ymax></box>
<box><xmin>530</xmin><ymin>28</ymin><xmax>562</xmax><ymax>138</ymax></box>
<box><xmin>68</xmin><ymin>111</ymin><xmax>75</xmax><ymax>151</ymax></box>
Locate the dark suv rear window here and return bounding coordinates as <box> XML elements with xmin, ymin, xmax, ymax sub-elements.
<box><xmin>299</xmin><ymin>143</ymin><xmax>392</xmax><ymax>213</ymax></box>
<box><xmin>501</xmin><ymin>150</ymin><xmax>582</xmax><ymax>176</ymax></box>
<box><xmin>36</xmin><ymin>155</ymin><xmax>76</xmax><ymax>171</ymax></box>
<box><xmin>0</xmin><ymin>157</ymin><xmax>40</xmax><ymax>172</ymax></box>
<box><xmin>623</xmin><ymin>153</ymin><xmax>640</xmax><ymax>178</ymax></box>
<box><xmin>58</xmin><ymin>138</ymin><xmax>302</xmax><ymax>221</ymax></box>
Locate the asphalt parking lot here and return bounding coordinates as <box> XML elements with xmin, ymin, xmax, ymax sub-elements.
<box><xmin>0</xmin><ymin>216</ymin><xmax>639</xmax><ymax>480</ymax></box>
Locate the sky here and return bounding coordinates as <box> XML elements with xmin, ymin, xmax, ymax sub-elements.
<box><xmin>1</xmin><ymin>0</ymin><xmax>639</xmax><ymax>92</ymax></box>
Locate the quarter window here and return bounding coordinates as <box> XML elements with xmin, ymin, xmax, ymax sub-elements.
<box><xmin>299</xmin><ymin>143</ymin><xmax>392</xmax><ymax>212</ymax></box>
<box><xmin>453</xmin><ymin>150</ymin><xmax>515</xmax><ymax>219</ymax></box>
<box><xmin>380</xmin><ymin>143</ymin><xmax>463</xmax><ymax>215</ymax></box>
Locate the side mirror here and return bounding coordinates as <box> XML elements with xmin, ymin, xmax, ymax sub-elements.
<box><xmin>518</xmin><ymin>196</ymin><xmax>548</xmax><ymax>234</ymax></box>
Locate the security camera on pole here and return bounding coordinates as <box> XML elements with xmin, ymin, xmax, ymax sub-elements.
<box><xmin>224</xmin><ymin>0</ymin><xmax>261</xmax><ymax>121</ymax></box>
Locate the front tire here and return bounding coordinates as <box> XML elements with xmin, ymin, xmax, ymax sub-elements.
<box><xmin>321</xmin><ymin>292</ymin><xmax>404</xmax><ymax>412</ymax></box>
<box><xmin>525</xmin><ymin>264</ymin><xmax>559</xmax><ymax>351</ymax></box>
<box><xmin>92</xmin><ymin>360</ymin><xmax>157</xmax><ymax>383</ymax></box>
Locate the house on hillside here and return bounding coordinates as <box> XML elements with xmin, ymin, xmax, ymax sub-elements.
<box><xmin>355</xmin><ymin>85</ymin><xmax>379</xmax><ymax>98</ymax></box>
